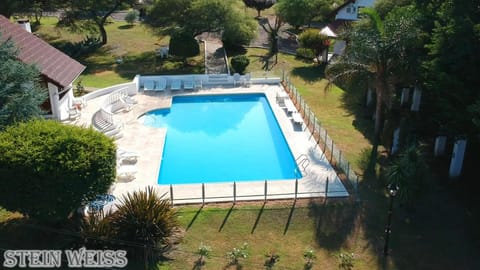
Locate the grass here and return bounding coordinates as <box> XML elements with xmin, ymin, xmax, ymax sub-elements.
<box><xmin>35</xmin><ymin>17</ymin><xmax>203</xmax><ymax>89</ymax></box>
<box><xmin>163</xmin><ymin>201</ymin><xmax>367</xmax><ymax>270</ymax></box>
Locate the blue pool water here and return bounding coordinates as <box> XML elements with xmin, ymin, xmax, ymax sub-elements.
<box><xmin>141</xmin><ymin>94</ymin><xmax>302</xmax><ymax>184</ymax></box>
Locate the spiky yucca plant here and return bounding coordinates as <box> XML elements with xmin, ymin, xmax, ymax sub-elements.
<box><xmin>111</xmin><ymin>186</ymin><xmax>178</xmax><ymax>262</ymax></box>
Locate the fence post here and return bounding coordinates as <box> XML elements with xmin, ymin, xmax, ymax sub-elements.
<box><xmin>324</xmin><ymin>129</ymin><xmax>327</xmax><ymax>150</ymax></box>
<box><xmin>233</xmin><ymin>181</ymin><xmax>237</xmax><ymax>205</ymax></box>
<box><xmin>202</xmin><ymin>183</ymin><xmax>205</xmax><ymax>205</ymax></box>
<box><xmin>264</xmin><ymin>180</ymin><xmax>268</xmax><ymax>202</ymax></box>
<box><xmin>169</xmin><ymin>184</ymin><xmax>174</xmax><ymax>207</ymax></box>
<box><xmin>339</xmin><ymin>151</ymin><xmax>343</xmax><ymax>169</ymax></box>
<box><xmin>330</xmin><ymin>139</ymin><xmax>334</xmax><ymax>162</ymax></box>
<box><xmin>294</xmin><ymin>179</ymin><xmax>298</xmax><ymax>201</ymax></box>
<box><xmin>325</xmin><ymin>177</ymin><xmax>329</xmax><ymax>199</ymax></box>
<box><xmin>346</xmin><ymin>163</ymin><xmax>350</xmax><ymax>181</ymax></box>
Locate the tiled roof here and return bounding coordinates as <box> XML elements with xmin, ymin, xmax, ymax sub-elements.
<box><xmin>0</xmin><ymin>15</ymin><xmax>85</xmax><ymax>89</ymax></box>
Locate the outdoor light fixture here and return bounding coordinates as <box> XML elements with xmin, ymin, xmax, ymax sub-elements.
<box><xmin>384</xmin><ymin>183</ymin><xmax>399</xmax><ymax>256</ymax></box>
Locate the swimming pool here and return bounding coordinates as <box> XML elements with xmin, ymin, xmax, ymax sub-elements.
<box><xmin>140</xmin><ymin>93</ymin><xmax>302</xmax><ymax>184</ymax></box>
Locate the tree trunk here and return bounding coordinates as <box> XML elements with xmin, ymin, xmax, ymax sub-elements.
<box><xmin>257</xmin><ymin>9</ymin><xmax>261</xmax><ymax>17</ymax></box>
<box><xmin>99</xmin><ymin>23</ymin><xmax>108</xmax><ymax>45</ymax></box>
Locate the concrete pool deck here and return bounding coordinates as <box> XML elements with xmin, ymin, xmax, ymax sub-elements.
<box><xmin>75</xmin><ymin>84</ymin><xmax>349</xmax><ymax>204</ymax></box>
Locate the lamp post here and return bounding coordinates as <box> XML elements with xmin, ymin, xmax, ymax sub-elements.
<box><xmin>383</xmin><ymin>183</ymin><xmax>399</xmax><ymax>256</ymax></box>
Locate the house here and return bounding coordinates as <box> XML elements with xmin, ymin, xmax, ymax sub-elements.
<box><xmin>320</xmin><ymin>0</ymin><xmax>376</xmax><ymax>58</ymax></box>
<box><xmin>0</xmin><ymin>15</ymin><xmax>86</xmax><ymax>121</ymax></box>
<box><xmin>333</xmin><ymin>0</ymin><xmax>376</xmax><ymax>21</ymax></box>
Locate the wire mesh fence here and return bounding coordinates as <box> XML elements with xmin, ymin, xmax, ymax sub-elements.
<box><xmin>282</xmin><ymin>73</ymin><xmax>359</xmax><ymax>196</ymax></box>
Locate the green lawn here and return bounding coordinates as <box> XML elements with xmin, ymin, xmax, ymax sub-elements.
<box><xmin>35</xmin><ymin>17</ymin><xmax>203</xmax><ymax>89</ymax></box>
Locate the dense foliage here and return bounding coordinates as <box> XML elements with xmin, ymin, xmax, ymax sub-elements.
<box><xmin>168</xmin><ymin>30</ymin><xmax>200</xmax><ymax>58</ymax></box>
<box><xmin>298</xmin><ymin>29</ymin><xmax>329</xmax><ymax>62</ymax></box>
<box><xmin>0</xmin><ymin>36</ymin><xmax>47</xmax><ymax>129</ymax></box>
<box><xmin>275</xmin><ymin>0</ymin><xmax>337</xmax><ymax>29</ymax></box>
<box><xmin>243</xmin><ymin>0</ymin><xmax>275</xmax><ymax>17</ymax></box>
<box><xmin>0</xmin><ymin>120</ymin><xmax>116</xmax><ymax>222</ymax></box>
<box><xmin>145</xmin><ymin>0</ymin><xmax>257</xmax><ymax>48</ymax></box>
<box><xmin>230</xmin><ymin>55</ymin><xmax>250</xmax><ymax>74</ymax></box>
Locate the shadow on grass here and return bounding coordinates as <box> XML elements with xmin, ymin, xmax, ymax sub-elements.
<box><xmin>336</xmin><ymin>80</ymin><xmax>376</xmax><ymax>145</ymax></box>
<box><xmin>283</xmin><ymin>201</ymin><xmax>296</xmax><ymax>235</ymax></box>
<box><xmin>219</xmin><ymin>205</ymin><xmax>235</xmax><ymax>232</ymax></box>
<box><xmin>251</xmin><ymin>202</ymin><xmax>266</xmax><ymax>234</ymax></box>
<box><xmin>308</xmin><ymin>199</ymin><xmax>358</xmax><ymax>251</ymax></box>
<box><xmin>118</xmin><ymin>24</ymin><xmax>134</xmax><ymax>30</ymax></box>
<box><xmin>186</xmin><ymin>205</ymin><xmax>204</xmax><ymax>231</ymax></box>
<box><xmin>290</xmin><ymin>65</ymin><xmax>326</xmax><ymax>84</ymax></box>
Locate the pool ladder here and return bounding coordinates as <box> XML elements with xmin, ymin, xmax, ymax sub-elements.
<box><xmin>296</xmin><ymin>154</ymin><xmax>310</xmax><ymax>175</ymax></box>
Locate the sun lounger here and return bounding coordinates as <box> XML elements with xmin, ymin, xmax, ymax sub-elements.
<box><xmin>170</xmin><ymin>79</ymin><xmax>182</xmax><ymax>91</ymax></box>
<box><xmin>117</xmin><ymin>164</ymin><xmax>137</xmax><ymax>181</ymax></box>
<box><xmin>233</xmin><ymin>73</ymin><xmax>241</xmax><ymax>87</ymax></box>
<box><xmin>143</xmin><ymin>80</ymin><xmax>154</xmax><ymax>91</ymax></box>
<box><xmin>284</xmin><ymin>99</ymin><xmax>297</xmax><ymax>114</ymax></box>
<box><xmin>194</xmin><ymin>79</ymin><xmax>203</xmax><ymax>90</ymax></box>
<box><xmin>155</xmin><ymin>78</ymin><xmax>167</xmax><ymax>91</ymax></box>
<box><xmin>183</xmin><ymin>78</ymin><xmax>194</xmax><ymax>90</ymax></box>
<box><xmin>117</xmin><ymin>149</ymin><xmax>140</xmax><ymax>164</ymax></box>
<box><xmin>292</xmin><ymin>112</ymin><xmax>304</xmax><ymax>127</ymax></box>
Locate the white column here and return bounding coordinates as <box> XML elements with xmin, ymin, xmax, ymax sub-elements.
<box><xmin>391</xmin><ymin>127</ymin><xmax>400</xmax><ymax>155</ymax></box>
<box><xmin>434</xmin><ymin>136</ymin><xmax>447</xmax><ymax>157</ymax></box>
<box><xmin>449</xmin><ymin>139</ymin><xmax>467</xmax><ymax>178</ymax></box>
<box><xmin>400</xmin><ymin>87</ymin><xmax>410</xmax><ymax>105</ymax></box>
<box><xmin>48</xmin><ymin>82</ymin><xmax>60</xmax><ymax>119</ymax></box>
<box><xmin>411</xmin><ymin>85</ymin><xmax>422</xmax><ymax>111</ymax></box>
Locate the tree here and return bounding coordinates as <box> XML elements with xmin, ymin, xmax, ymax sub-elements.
<box><xmin>230</xmin><ymin>55</ymin><xmax>250</xmax><ymax>74</ymax></box>
<box><xmin>421</xmin><ymin>0</ymin><xmax>480</xmax><ymax>137</ymax></box>
<box><xmin>145</xmin><ymin>0</ymin><xmax>257</xmax><ymax>48</ymax></box>
<box><xmin>298</xmin><ymin>29</ymin><xmax>329</xmax><ymax>63</ymax></box>
<box><xmin>243</xmin><ymin>0</ymin><xmax>276</xmax><ymax>17</ymax></box>
<box><xmin>0</xmin><ymin>36</ymin><xmax>47</xmax><ymax>129</ymax></box>
<box><xmin>168</xmin><ymin>30</ymin><xmax>200</xmax><ymax>61</ymax></box>
<box><xmin>0</xmin><ymin>120</ymin><xmax>116</xmax><ymax>222</ymax></box>
<box><xmin>260</xmin><ymin>16</ymin><xmax>283</xmax><ymax>63</ymax></box>
<box><xmin>275</xmin><ymin>0</ymin><xmax>334</xmax><ymax>29</ymax></box>
<box><xmin>124</xmin><ymin>9</ymin><xmax>138</xmax><ymax>25</ymax></box>
<box><xmin>59</xmin><ymin>0</ymin><xmax>135</xmax><ymax>45</ymax></box>
<box><xmin>325</xmin><ymin>7</ymin><xmax>420</xmax><ymax>145</ymax></box>
<box><xmin>222</xmin><ymin>9</ymin><xmax>258</xmax><ymax>49</ymax></box>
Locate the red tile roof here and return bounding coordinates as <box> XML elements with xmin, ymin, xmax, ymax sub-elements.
<box><xmin>0</xmin><ymin>15</ymin><xmax>85</xmax><ymax>89</ymax></box>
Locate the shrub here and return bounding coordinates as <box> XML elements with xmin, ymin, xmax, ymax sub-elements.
<box><xmin>303</xmin><ymin>249</ymin><xmax>316</xmax><ymax>270</ymax></box>
<box><xmin>125</xmin><ymin>10</ymin><xmax>139</xmax><ymax>25</ymax></box>
<box><xmin>196</xmin><ymin>243</ymin><xmax>212</xmax><ymax>266</ymax></box>
<box><xmin>226</xmin><ymin>243</ymin><xmax>249</xmax><ymax>265</ymax></box>
<box><xmin>337</xmin><ymin>252</ymin><xmax>355</xmax><ymax>270</ymax></box>
<box><xmin>296</xmin><ymin>48</ymin><xmax>316</xmax><ymax>60</ymax></box>
<box><xmin>110</xmin><ymin>187</ymin><xmax>178</xmax><ymax>263</ymax></box>
<box><xmin>0</xmin><ymin>120</ymin><xmax>116</xmax><ymax>222</ymax></box>
<box><xmin>230</xmin><ymin>55</ymin><xmax>250</xmax><ymax>74</ymax></box>
<box><xmin>169</xmin><ymin>30</ymin><xmax>200</xmax><ymax>59</ymax></box>
<box><xmin>56</xmin><ymin>36</ymin><xmax>102</xmax><ymax>58</ymax></box>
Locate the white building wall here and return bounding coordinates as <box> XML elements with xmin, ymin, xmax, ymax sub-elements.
<box><xmin>335</xmin><ymin>3</ymin><xmax>358</xmax><ymax>20</ymax></box>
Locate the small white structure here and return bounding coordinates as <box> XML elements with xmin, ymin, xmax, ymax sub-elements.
<box><xmin>391</xmin><ymin>127</ymin><xmax>400</xmax><ymax>155</ymax></box>
<box><xmin>411</xmin><ymin>85</ymin><xmax>422</xmax><ymax>112</ymax></box>
<box><xmin>401</xmin><ymin>87</ymin><xmax>410</xmax><ymax>105</ymax></box>
<box><xmin>334</xmin><ymin>0</ymin><xmax>376</xmax><ymax>21</ymax></box>
<box><xmin>434</xmin><ymin>136</ymin><xmax>447</xmax><ymax>157</ymax></box>
<box><xmin>449</xmin><ymin>139</ymin><xmax>467</xmax><ymax>178</ymax></box>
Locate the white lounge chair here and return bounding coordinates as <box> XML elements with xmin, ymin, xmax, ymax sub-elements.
<box><xmin>143</xmin><ymin>80</ymin><xmax>155</xmax><ymax>91</ymax></box>
<box><xmin>117</xmin><ymin>149</ymin><xmax>140</xmax><ymax>164</ymax></box>
<box><xmin>171</xmin><ymin>79</ymin><xmax>182</xmax><ymax>91</ymax></box>
<box><xmin>233</xmin><ymin>73</ymin><xmax>241</xmax><ymax>87</ymax></box>
<box><xmin>155</xmin><ymin>78</ymin><xmax>167</xmax><ymax>91</ymax></box>
<box><xmin>284</xmin><ymin>99</ymin><xmax>297</xmax><ymax>115</ymax></box>
<box><xmin>117</xmin><ymin>164</ymin><xmax>137</xmax><ymax>181</ymax></box>
<box><xmin>292</xmin><ymin>112</ymin><xmax>304</xmax><ymax>127</ymax></box>
<box><xmin>183</xmin><ymin>78</ymin><xmax>194</xmax><ymax>90</ymax></box>
<box><xmin>194</xmin><ymin>79</ymin><xmax>203</xmax><ymax>90</ymax></box>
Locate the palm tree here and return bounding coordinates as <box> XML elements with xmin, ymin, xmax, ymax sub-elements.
<box><xmin>325</xmin><ymin>7</ymin><xmax>420</xmax><ymax>145</ymax></box>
